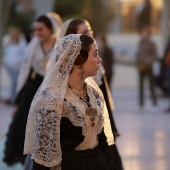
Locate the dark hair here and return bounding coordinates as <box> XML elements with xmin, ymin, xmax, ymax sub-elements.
<box><xmin>36</xmin><ymin>15</ymin><xmax>53</xmax><ymax>31</ymax></box>
<box><xmin>65</xmin><ymin>19</ymin><xmax>85</xmax><ymax>35</ymax></box>
<box><xmin>99</xmin><ymin>34</ymin><xmax>107</xmax><ymax>44</ymax></box>
<box><xmin>75</xmin><ymin>35</ymin><xmax>94</xmax><ymax>65</ymax></box>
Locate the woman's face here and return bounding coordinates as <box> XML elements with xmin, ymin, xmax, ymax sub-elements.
<box><xmin>34</xmin><ymin>22</ymin><xmax>53</xmax><ymax>42</ymax></box>
<box><xmin>82</xmin><ymin>42</ymin><xmax>102</xmax><ymax>78</ymax></box>
<box><xmin>77</xmin><ymin>22</ymin><xmax>93</xmax><ymax>37</ymax></box>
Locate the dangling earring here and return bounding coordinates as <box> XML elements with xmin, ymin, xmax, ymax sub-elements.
<box><xmin>78</xmin><ymin>65</ymin><xmax>84</xmax><ymax>80</ymax></box>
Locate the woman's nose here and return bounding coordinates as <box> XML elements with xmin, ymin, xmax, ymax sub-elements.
<box><xmin>98</xmin><ymin>56</ymin><xmax>102</xmax><ymax>63</ymax></box>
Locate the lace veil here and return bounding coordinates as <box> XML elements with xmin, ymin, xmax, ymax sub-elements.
<box><xmin>24</xmin><ymin>34</ymin><xmax>114</xmax><ymax>167</ymax></box>
<box><xmin>59</xmin><ymin>19</ymin><xmax>73</xmax><ymax>39</ymax></box>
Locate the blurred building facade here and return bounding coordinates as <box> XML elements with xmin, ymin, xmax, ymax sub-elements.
<box><xmin>162</xmin><ymin>0</ymin><xmax>170</xmax><ymax>46</ymax></box>
<box><xmin>111</xmin><ymin>0</ymin><xmax>163</xmax><ymax>33</ymax></box>
<box><xmin>15</xmin><ymin>0</ymin><xmax>54</xmax><ymax>16</ymax></box>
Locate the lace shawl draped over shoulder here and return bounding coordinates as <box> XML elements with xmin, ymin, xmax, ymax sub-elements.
<box><xmin>24</xmin><ymin>34</ymin><xmax>82</xmax><ymax>167</ymax></box>
<box><xmin>24</xmin><ymin>34</ymin><xmax>114</xmax><ymax>167</ymax></box>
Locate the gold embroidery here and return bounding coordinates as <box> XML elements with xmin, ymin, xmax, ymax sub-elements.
<box><xmin>86</xmin><ymin>107</ymin><xmax>97</xmax><ymax>127</ymax></box>
<box><xmin>86</xmin><ymin>107</ymin><xmax>97</xmax><ymax>116</ymax></box>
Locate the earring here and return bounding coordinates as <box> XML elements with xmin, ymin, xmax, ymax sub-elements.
<box><xmin>78</xmin><ymin>65</ymin><xmax>84</xmax><ymax>80</ymax></box>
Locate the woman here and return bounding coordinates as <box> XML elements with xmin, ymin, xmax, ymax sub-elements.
<box><xmin>59</xmin><ymin>18</ymin><xmax>123</xmax><ymax>170</ymax></box>
<box><xmin>3</xmin><ymin>13</ymin><xmax>62</xmax><ymax>166</ymax></box>
<box><xmin>24</xmin><ymin>34</ymin><xmax>117</xmax><ymax>170</ymax></box>
<box><xmin>59</xmin><ymin>18</ymin><xmax>119</xmax><ymax>136</ymax></box>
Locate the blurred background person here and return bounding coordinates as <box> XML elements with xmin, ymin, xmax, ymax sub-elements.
<box><xmin>155</xmin><ymin>37</ymin><xmax>170</xmax><ymax>96</ymax></box>
<box><xmin>163</xmin><ymin>38</ymin><xmax>170</xmax><ymax>112</ymax></box>
<box><xmin>135</xmin><ymin>0</ymin><xmax>152</xmax><ymax>32</ymax></box>
<box><xmin>25</xmin><ymin>28</ymin><xmax>34</xmax><ymax>43</ymax></box>
<box><xmin>96</xmin><ymin>34</ymin><xmax>115</xmax><ymax>87</ymax></box>
<box><xmin>154</xmin><ymin>19</ymin><xmax>170</xmax><ymax>112</ymax></box>
<box><xmin>2</xmin><ymin>26</ymin><xmax>27</xmax><ymax>104</ymax></box>
<box><xmin>2</xmin><ymin>13</ymin><xmax>62</xmax><ymax>167</ymax></box>
<box><xmin>136</xmin><ymin>26</ymin><xmax>158</xmax><ymax>107</ymax></box>
<box><xmin>59</xmin><ymin>18</ymin><xmax>124</xmax><ymax>170</ymax></box>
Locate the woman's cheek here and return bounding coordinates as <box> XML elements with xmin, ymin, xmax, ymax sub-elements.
<box><xmin>91</xmin><ymin>57</ymin><xmax>97</xmax><ymax>64</ymax></box>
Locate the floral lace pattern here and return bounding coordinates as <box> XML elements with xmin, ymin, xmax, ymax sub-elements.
<box><xmin>24</xmin><ymin>34</ymin><xmax>114</xmax><ymax>168</ymax></box>
<box><xmin>63</xmin><ymin>85</ymin><xmax>104</xmax><ymax>150</ymax></box>
<box><xmin>86</xmin><ymin>77</ymin><xmax>114</xmax><ymax>146</ymax></box>
<box><xmin>24</xmin><ymin>35</ymin><xmax>82</xmax><ymax>167</ymax></box>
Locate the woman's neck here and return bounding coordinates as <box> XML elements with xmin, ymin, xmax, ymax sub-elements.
<box><xmin>68</xmin><ymin>72</ymin><xmax>85</xmax><ymax>90</ymax></box>
<box><xmin>42</xmin><ymin>37</ymin><xmax>55</xmax><ymax>53</ymax></box>
<box><xmin>44</xmin><ymin>36</ymin><xmax>55</xmax><ymax>44</ymax></box>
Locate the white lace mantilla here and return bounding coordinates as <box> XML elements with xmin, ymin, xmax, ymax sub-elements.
<box><xmin>24</xmin><ymin>34</ymin><xmax>114</xmax><ymax>168</ymax></box>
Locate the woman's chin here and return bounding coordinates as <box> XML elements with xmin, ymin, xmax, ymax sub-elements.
<box><xmin>87</xmin><ymin>73</ymin><xmax>97</xmax><ymax>78</ymax></box>
<box><xmin>93</xmin><ymin>71</ymin><xmax>98</xmax><ymax>77</ymax></box>
<box><xmin>86</xmin><ymin>70</ymin><xmax>98</xmax><ymax>78</ymax></box>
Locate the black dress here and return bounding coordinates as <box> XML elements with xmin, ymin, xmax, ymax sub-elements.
<box><xmin>3</xmin><ymin>72</ymin><xmax>43</xmax><ymax>165</ymax></box>
<box><xmin>33</xmin><ymin>117</ymin><xmax>118</xmax><ymax>170</ymax></box>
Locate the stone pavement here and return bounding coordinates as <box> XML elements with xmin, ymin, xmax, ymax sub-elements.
<box><xmin>112</xmin><ymin>89</ymin><xmax>170</xmax><ymax>170</ymax></box>
<box><xmin>0</xmin><ymin>104</ymin><xmax>12</xmax><ymax>140</ymax></box>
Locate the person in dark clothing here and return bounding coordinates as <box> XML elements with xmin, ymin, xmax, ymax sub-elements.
<box><xmin>135</xmin><ymin>0</ymin><xmax>152</xmax><ymax>31</ymax></box>
<box><xmin>136</xmin><ymin>27</ymin><xmax>157</xmax><ymax>107</ymax></box>
<box><xmin>163</xmin><ymin>38</ymin><xmax>170</xmax><ymax>112</ymax></box>
<box><xmin>97</xmin><ymin>35</ymin><xmax>115</xmax><ymax>87</ymax></box>
<box><xmin>155</xmin><ymin>38</ymin><xmax>170</xmax><ymax>96</ymax></box>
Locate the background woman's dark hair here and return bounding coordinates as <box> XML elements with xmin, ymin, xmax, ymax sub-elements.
<box><xmin>64</xmin><ymin>19</ymin><xmax>93</xmax><ymax>65</ymax></box>
<box><xmin>75</xmin><ymin>35</ymin><xmax>94</xmax><ymax>65</ymax></box>
<box><xmin>36</xmin><ymin>15</ymin><xmax>53</xmax><ymax>31</ymax></box>
<box><xmin>65</xmin><ymin>19</ymin><xmax>85</xmax><ymax>35</ymax></box>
